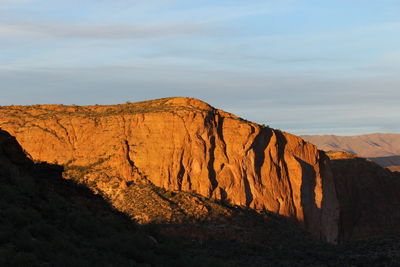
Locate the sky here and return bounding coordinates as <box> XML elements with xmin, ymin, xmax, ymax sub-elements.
<box><xmin>1</xmin><ymin>0</ymin><xmax>399</xmax><ymax>135</ymax></box>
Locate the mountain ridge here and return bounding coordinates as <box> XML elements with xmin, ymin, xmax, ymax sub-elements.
<box><xmin>2</xmin><ymin>97</ymin><xmax>400</xmax><ymax>244</ymax></box>
<box><xmin>302</xmin><ymin>133</ymin><xmax>400</xmax><ymax>172</ymax></box>
<box><xmin>0</xmin><ymin>97</ymin><xmax>339</xmax><ymax>243</ymax></box>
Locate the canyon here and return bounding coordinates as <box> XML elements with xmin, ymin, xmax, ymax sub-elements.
<box><xmin>1</xmin><ymin>97</ymin><xmax>399</xmax><ymax>245</ymax></box>
<box><xmin>5</xmin><ymin>126</ymin><xmax>400</xmax><ymax>266</ymax></box>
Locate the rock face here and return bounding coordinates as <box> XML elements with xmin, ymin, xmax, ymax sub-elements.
<box><xmin>328</xmin><ymin>151</ymin><xmax>400</xmax><ymax>241</ymax></box>
<box><xmin>1</xmin><ymin>128</ymin><xmax>215</xmax><ymax>266</ymax></box>
<box><xmin>0</xmin><ymin>97</ymin><xmax>339</xmax><ymax>242</ymax></box>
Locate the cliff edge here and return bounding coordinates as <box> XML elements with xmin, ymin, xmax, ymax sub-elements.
<box><xmin>0</xmin><ymin>97</ymin><xmax>339</xmax><ymax>242</ymax></box>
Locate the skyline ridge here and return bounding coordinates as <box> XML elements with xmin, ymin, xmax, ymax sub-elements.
<box><xmin>1</xmin><ymin>1</ymin><xmax>399</xmax><ymax>135</ymax></box>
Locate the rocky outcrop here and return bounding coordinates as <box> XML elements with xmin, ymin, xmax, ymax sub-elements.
<box><xmin>0</xmin><ymin>97</ymin><xmax>339</xmax><ymax>242</ymax></box>
<box><xmin>328</xmin><ymin>151</ymin><xmax>400</xmax><ymax>241</ymax></box>
<box><xmin>1</xmin><ymin>128</ymin><xmax>219</xmax><ymax>266</ymax></box>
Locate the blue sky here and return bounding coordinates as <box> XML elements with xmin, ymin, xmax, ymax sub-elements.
<box><xmin>1</xmin><ymin>0</ymin><xmax>399</xmax><ymax>135</ymax></box>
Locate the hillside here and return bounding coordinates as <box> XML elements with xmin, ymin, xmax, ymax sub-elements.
<box><xmin>302</xmin><ymin>133</ymin><xmax>400</xmax><ymax>171</ymax></box>
<box><xmin>0</xmin><ymin>129</ymin><xmax>225</xmax><ymax>266</ymax></box>
<box><xmin>0</xmin><ymin>97</ymin><xmax>339</xmax><ymax>243</ymax></box>
<box><xmin>2</xmin><ymin>97</ymin><xmax>400</xmax><ymax>247</ymax></box>
<box><xmin>4</xmin><ymin>122</ymin><xmax>400</xmax><ymax>266</ymax></box>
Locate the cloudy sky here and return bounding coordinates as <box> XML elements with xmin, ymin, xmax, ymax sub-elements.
<box><xmin>1</xmin><ymin>0</ymin><xmax>399</xmax><ymax>135</ymax></box>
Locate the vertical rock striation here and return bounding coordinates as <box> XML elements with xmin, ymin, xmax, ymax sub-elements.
<box><xmin>0</xmin><ymin>97</ymin><xmax>339</xmax><ymax>242</ymax></box>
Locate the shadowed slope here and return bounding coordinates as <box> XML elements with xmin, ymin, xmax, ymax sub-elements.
<box><xmin>369</xmin><ymin>155</ymin><xmax>400</xmax><ymax>172</ymax></box>
<box><xmin>327</xmin><ymin>151</ymin><xmax>400</xmax><ymax>241</ymax></box>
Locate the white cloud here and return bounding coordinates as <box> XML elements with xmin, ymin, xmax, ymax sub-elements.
<box><xmin>0</xmin><ymin>21</ymin><xmax>214</xmax><ymax>39</ymax></box>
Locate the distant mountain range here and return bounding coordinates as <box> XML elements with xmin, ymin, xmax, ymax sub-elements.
<box><xmin>302</xmin><ymin>133</ymin><xmax>400</xmax><ymax>172</ymax></box>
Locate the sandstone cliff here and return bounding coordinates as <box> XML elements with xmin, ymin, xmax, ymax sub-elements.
<box><xmin>0</xmin><ymin>97</ymin><xmax>339</xmax><ymax>242</ymax></box>
<box><xmin>6</xmin><ymin>128</ymin><xmax>400</xmax><ymax>266</ymax></box>
<box><xmin>1</xmin><ymin>128</ymin><xmax>230</xmax><ymax>266</ymax></box>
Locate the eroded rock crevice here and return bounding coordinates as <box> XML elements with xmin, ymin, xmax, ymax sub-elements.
<box><xmin>0</xmin><ymin>97</ymin><xmax>340</xmax><ymax>243</ymax></box>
